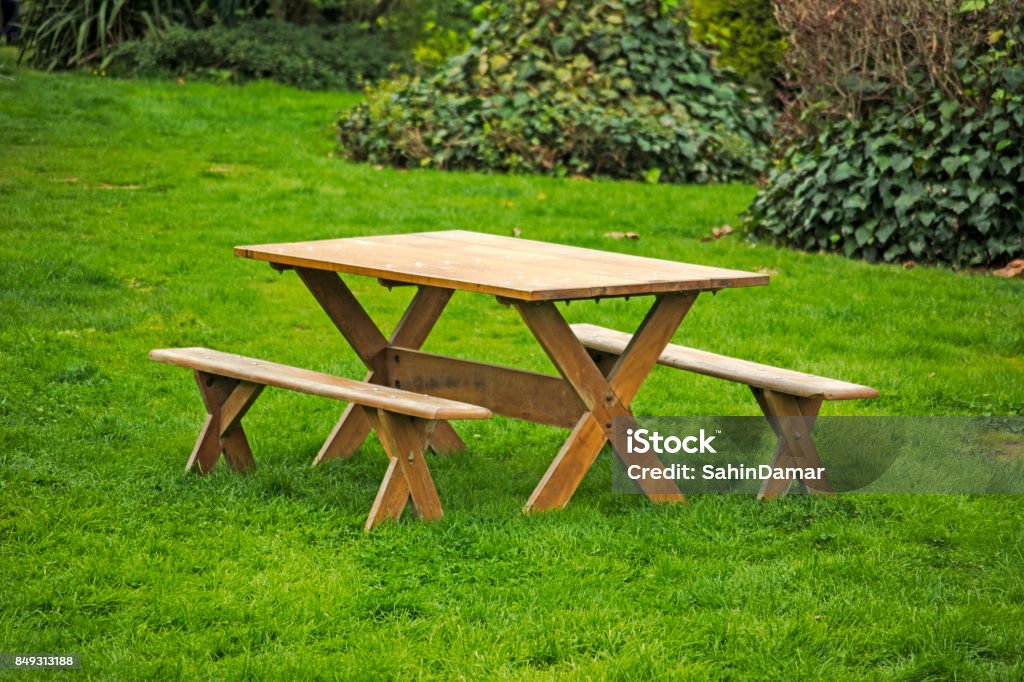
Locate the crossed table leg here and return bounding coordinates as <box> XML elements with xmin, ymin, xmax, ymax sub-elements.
<box><xmin>296</xmin><ymin>268</ymin><xmax>465</xmax><ymax>463</ymax></box>
<box><xmin>512</xmin><ymin>292</ymin><xmax>699</xmax><ymax>512</ymax></box>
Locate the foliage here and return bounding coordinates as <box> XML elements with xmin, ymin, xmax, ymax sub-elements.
<box><xmin>746</xmin><ymin>1</ymin><xmax>1024</xmax><ymax>267</ymax></box>
<box><xmin>337</xmin><ymin>0</ymin><xmax>773</xmax><ymax>183</ymax></box>
<box><xmin>17</xmin><ymin>0</ymin><xmax>473</xmax><ymax>74</ymax></box>
<box><xmin>686</xmin><ymin>0</ymin><xmax>785</xmax><ymax>94</ymax></box>
<box><xmin>112</xmin><ymin>19</ymin><xmax>405</xmax><ymax>89</ymax></box>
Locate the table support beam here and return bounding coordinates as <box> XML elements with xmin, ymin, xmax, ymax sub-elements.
<box><xmin>514</xmin><ymin>292</ymin><xmax>699</xmax><ymax>511</ymax></box>
<box><xmin>295</xmin><ymin>268</ymin><xmax>463</xmax><ymax>463</ymax></box>
<box><xmin>387</xmin><ymin>348</ymin><xmax>584</xmax><ymax>428</ymax></box>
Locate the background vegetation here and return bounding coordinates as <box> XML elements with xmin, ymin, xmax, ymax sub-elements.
<box><xmin>686</xmin><ymin>0</ymin><xmax>784</xmax><ymax>95</ymax></box>
<box><xmin>17</xmin><ymin>0</ymin><xmax>475</xmax><ymax>82</ymax></box>
<box><xmin>2</xmin><ymin>50</ymin><xmax>1023</xmax><ymax>677</ymax></box>
<box><xmin>746</xmin><ymin>0</ymin><xmax>1024</xmax><ymax>267</ymax></box>
<box><xmin>337</xmin><ymin>0</ymin><xmax>773</xmax><ymax>183</ymax></box>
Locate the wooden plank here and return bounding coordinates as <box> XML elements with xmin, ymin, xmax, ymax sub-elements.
<box><xmin>605</xmin><ymin>293</ymin><xmax>698</xmax><ymax>401</ymax></box>
<box><xmin>150</xmin><ymin>348</ymin><xmax>491</xmax><ymax>421</ymax></box>
<box><xmin>421</xmin><ymin>231</ymin><xmax>771</xmax><ymax>292</ymax></box>
<box><xmin>514</xmin><ymin>297</ymin><xmax>694</xmax><ymax>510</ymax></box>
<box><xmin>368</xmin><ymin>234</ymin><xmax>749</xmax><ymax>294</ymax></box>
<box><xmin>386</xmin><ymin>348</ymin><xmax>584</xmax><ymax>428</ymax></box>
<box><xmin>759</xmin><ymin>391</ymin><xmax>831</xmax><ymax>496</ymax></box>
<box><xmin>188</xmin><ymin>371</ymin><xmax>257</xmax><ymax>474</ymax></box>
<box><xmin>218</xmin><ymin>381</ymin><xmax>264</xmax><ymax>436</ymax></box>
<box><xmin>186</xmin><ymin>414</ymin><xmax>221</xmax><ymax>474</ymax></box>
<box><xmin>313</xmin><ymin>285</ymin><xmax>463</xmax><ymax>464</ymax></box>
<box><xmin>376</xmin><ymin>411</ymin><xmax>443</xmax><ymax>522</ymax></box>
<box><xmin>571</xmin><ymin>323</ymin><xmax>880</xmax><ymax>400</ymax></box>
<box><xmin>364</xmin><ymin>456</ymin><xmax>410</xmax><ymax>530</ymax></box>
<box><xmin>295</xmin><ymin>268</ymin><xmax>388</xmax><ymax>369</ymax></box>
<box><xmin>235</xmin><ymin>230</ymin><xmax>769</xmax><ymax>301</ymax></box>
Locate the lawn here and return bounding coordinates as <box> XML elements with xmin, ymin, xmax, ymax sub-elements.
<box><xmin>2</xmin><ymin>49</ymin><xmax>1023</xmax><ymax>679</ymax></box>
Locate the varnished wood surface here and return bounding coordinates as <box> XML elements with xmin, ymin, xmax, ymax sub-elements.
<box><xmin>149</xmin><ymin>347</ymin><xmax>492</xmax><ymax>421</ymax></box>
<box><xmin>235</xmin><ymin>230</ymin><xmax>768</xmax><ymax>301</ymax></box>
<box><xmin>570</xmin><ymin>323</ymin><xmax>879</xmax><ymax>400</ymax></box>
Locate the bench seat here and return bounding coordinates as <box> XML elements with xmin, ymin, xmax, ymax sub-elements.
<box><xmin>569</xmin><ymin>324</ymin><xmax>878</xmax><ymax>401</ymax></box>
<box><xmin>150</xmin><ymin>347</ymin><xmax>490</xmax><ymax>530</ymax></box>
<box><xmin>149</xmin><ymin>348</ymin><xmax>491</xmax><ymax>421</ymax></box>
<box><xmin>569</xmin><ymin>323</ymin><xmax>879</xmax><ymax>499</ymax></box>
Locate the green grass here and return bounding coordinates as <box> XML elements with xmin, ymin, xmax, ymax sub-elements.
<box><xmin>2</xmin><ymin>49</ymin><xmax>1023</xmax><ymax>679</ymax></box>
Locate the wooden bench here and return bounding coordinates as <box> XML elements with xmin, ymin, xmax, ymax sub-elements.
<box><xmin>569</xmin><ymin>323</ymin><xmax>879</xmax><ymax>499</ymax></box>
<box><xmin>149</xmin><ymin>348</ymin><xmax>491</xmax><ymax>530</ymax></box>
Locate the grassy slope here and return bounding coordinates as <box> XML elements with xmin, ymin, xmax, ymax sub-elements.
<box><xmin>1</xmin><ymin>51</ymin><xmax>1023</xmax><ymax>679</ymax></box>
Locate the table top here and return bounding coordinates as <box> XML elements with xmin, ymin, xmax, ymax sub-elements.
<box><xmin>235</xmin><ymin>230</ymin><xmax>769</xmax><ymax>301</ymax></box>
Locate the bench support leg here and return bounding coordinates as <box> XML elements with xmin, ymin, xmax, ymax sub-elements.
<box><xmin>296</xmin><ymin>269</ymin><xmax>464</xmax><ymax>463</ymax></box>
<box><xmin>751</xmin><ymin>388</ymin><xmax>831</xmax><ymax>499</ymax></box>
<box><xmin>187</xmin><ymin>371</ymin><xmax>263</xmax><ymax>474</ymax></box>
<box><xmin>514</xmin><ymin>292</ymin><xmax>698</xmax><ymax>512</ymax></box>
<box><xmin>363</xmin><ymin>408</ymin><xmax>443</xmax><ymax>531</ymax></box>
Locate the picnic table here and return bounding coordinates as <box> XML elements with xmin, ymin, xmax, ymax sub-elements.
<box><xmin>233</xmin><ymin>230</ymin><xmax>769</xmax><ymax>512</ymax></box>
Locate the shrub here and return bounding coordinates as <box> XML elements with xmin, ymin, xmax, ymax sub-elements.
<box><xmin>745</xmin><ymin>1</ymin><xmax>1024</xmax><ymax>267</ymax></box>
<box><xmin>17</xmin><ymin>0</ymin><xmax>469</xmax><ymax>76</ymax></box>
<box><xmin>337</xmin><ymin>0</ymin><xmax>773</xmax><ymax>184</ymax></box>
<box><xmin>18</xmin><ymin>0</ymin><xmax>276</xmax><ymax>70</ymax></box>
<box><xmin>113</xmin><ymin>19</ymin><xmax>405</xmax><ymax>89</ymax></box>
<box><xmin>686</xmin><ymin>0</ymin><xmax>785</xmax><ymax>94</ymax></box>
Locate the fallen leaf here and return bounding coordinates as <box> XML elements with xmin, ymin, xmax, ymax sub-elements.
<box><xmin>993</xmin><ymin>259</ymin><xmax>1024</xmax><ymax>278</ymax></box>
<box><xmin>373</xmin><ymin>164</ymin><xmax>384</xmax><ymax>171</ymax></box>
<box><xmin>512</xmin><ymin>228</ymin><xmax>522</xmax><ymax>237</ymax></box>
<box><xmin>571</xmin><ymin>175</ymin><xmax>591</xmax><ymax>182</ymax></box>
<box><xmin>903</xmin><ymin>260</ymin><xmax>916</xmax><ymax>269</ymax></box>
<box><xmin>603</xmin><ymin>231</ymin><xmax>639</xmax><ymax>240</ymax></box>
<box><xmin>700</xmin><ymin>224</ymin><xmax>733</xmax><ymax>242</ymax></box>
<box><xmin>177</xmin><ymin>78</ymin><xmax>186</xmax><ymax>86</ymax></box>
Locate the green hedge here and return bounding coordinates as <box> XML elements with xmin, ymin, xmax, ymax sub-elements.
<box><xmin>337</xmin><ymin>0</ymin><xmax>772</xmax><ymax>183</ymax></box>
<box><xmin>113</xmin><ymin>20</ymin><xmax>404</xmax><ymax>90</ymax></box>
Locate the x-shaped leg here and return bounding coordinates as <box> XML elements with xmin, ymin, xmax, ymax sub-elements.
<box><xmin>362</xmin><ymin>408</ymin><xmax>443</xmax><ymax>531</ymax></box>
<box><xmin>186</xmin><ymin>371</ymin><xmax>264</xmax><ymax>474</ymax></box>
<box><xmin>514</xmin><ymin>292</ymin><xmax>699</xmax><ymax>512</ymax></box>
<box><xmin>296</xmin><ymin>268</ymin><xmax>464</xmax><ymax>464</ymax></box>
<box><xmin>751</xmin><ymin>388</ymin><xmax>831</xmax><ymax>499</ymax></box>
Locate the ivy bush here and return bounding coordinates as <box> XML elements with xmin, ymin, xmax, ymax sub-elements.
<box><xmin>746</xmin><ymin>1</ymin><xmax>1024</xmax><ymax>267</ymax></box>
<box><xmin>113</xmin><ymin>20</ymin><xmax>404</xmax><ymax>89</ymax></box>
<box><xmin>337</xmin><ymin>0</ymin><xmax>773</xmax><ymax>183</ymax></box>
<box><xmin>686</xmin><ymin>0</ymin><xmax>785</xmax><ymax>94</ymax></box>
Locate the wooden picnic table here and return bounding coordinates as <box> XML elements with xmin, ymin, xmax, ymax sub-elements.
<box><xmin>234</xmin><ymin>230</ymin><xmax>768</xmax><ymax>511</ymax></box>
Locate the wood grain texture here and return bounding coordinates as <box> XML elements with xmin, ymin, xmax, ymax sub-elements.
<box><xmin>236</xmin><ymin>230</ymin><xmax>768</xmax><ymax>301</ymax></box>
<box><xmin>386</xmin><ymin>348</ymin><xmax>584</xmax><ymax>428</ymax></box>
<box><xmin>186</xmin><ymin>371</ymin><xmax>257</xmax><ymax>475</ymax></box>
<box><xmin>150</xmin><ymin>348</ymin><xmax>491</xmax><ymax>421</ymax></box>
<box><xmin>514</xmin><ymin>296</ymin><xmax>696</xmax><ymax>511</ymax></box>
<box><xmin>309</xmin><ymin>283</ymin><xmax>464</xmax><ymax>464</ymax></box>
<box><xmin>570</xmin><ymin>323</ymin><xmax>879</xmax><ymax>400</ymax></box>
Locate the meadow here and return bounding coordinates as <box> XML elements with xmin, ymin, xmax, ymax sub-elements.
<box><xmin>1</xmin><ymin>49</ymin><xmax>1023</xmax><ymax>678</ymax></box>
